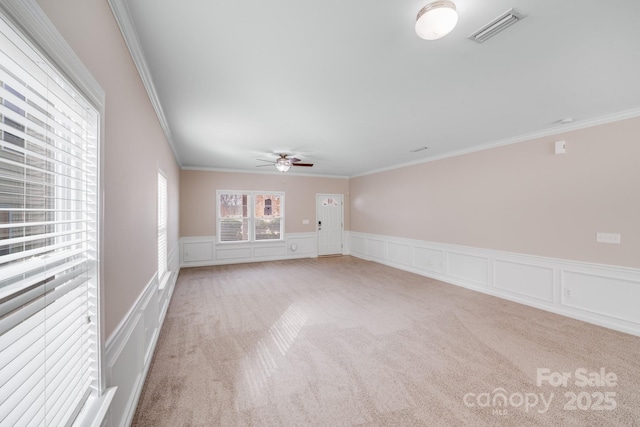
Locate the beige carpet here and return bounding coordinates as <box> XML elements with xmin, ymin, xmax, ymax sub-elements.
<box><xmin>132</xmin><ymin>256</ymin><xmax>640</xmax><ymax>426</ymax></box>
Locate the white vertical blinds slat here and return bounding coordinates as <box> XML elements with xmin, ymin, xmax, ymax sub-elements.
<box><xmin>0</xmin><ymin>11</ymin><xmax>99</xmax><ymax>427</ymax></box>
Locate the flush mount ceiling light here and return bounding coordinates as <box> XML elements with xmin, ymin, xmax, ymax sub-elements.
<box><xmin>415</xmin><ymin>0</ymin><xmax>458</xmax><ymax>40</ymax></box>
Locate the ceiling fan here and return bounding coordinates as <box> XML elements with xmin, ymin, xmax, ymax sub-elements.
<box><xmin>256</xmin><ymin>153</ymin><xmax>313</xmax><ymax>172</ymax></box>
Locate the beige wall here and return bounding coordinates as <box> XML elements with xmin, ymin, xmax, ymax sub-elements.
<box><xmin>30</xmin><ymin>0</ymin><xmax>640</xmax><ymax>338</ymax></box>
<box><xmin>350</xmin><ymin>117</ymin><xmax>640</xmax><ymax>268</ymax></box>
<box><xmin>38</xmin><ymin>0</ymin><xmax>181</xmax><ymax>337</ymax></box>
<box><xmin>181</xmin><ymin>170</ymin><xmax>349</xmax><ymax>236</ymax></box>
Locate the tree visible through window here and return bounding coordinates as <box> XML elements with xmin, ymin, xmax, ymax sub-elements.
<box><xmin>219</xmin><ymin>193</ymin><xmax>249</xmax><ymax>241</ymax></box>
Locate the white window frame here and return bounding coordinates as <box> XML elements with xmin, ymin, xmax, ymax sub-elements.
<box><xmin>0</xmin><ymin>0</ymin><xmax>114</xmax><ymax>424</ymax></box>
<box><xmin>157</xmin><ymin>169</ymin><xmax>168</xmax><ymax>285</ymax></box>
<box><xmin>216</xmin><ymin>190</ymin><xmax>285</xmax><ymax>243</ymax></box>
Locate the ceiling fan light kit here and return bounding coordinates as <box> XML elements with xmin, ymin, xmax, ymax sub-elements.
<box><xmin>415</xmin><ymin>0</ymin><xmax>458</xmax><ymax>40</ymax></box>
<box><xmin>257</xmin><ymin>154</ymin><xmax>314</xmax><ymax>173</ymax></box>
<box><xmin>275</xmin><ymin>157</ymin><xmax>291</xmax><ymax>172</ymax></box>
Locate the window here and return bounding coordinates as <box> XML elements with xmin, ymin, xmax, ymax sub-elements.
<box><xmin>157</xmin><ymin>171</ymin><xmax>167</xmax><ymax>282</ymax></box>
<box><xmin>254</xmin><ymin>194</ymin><xmax>281</xmax><ymax>241</ymax></box>
<box><xmin>217</xmin><ymin>191</ymin><xmax>283</xmax><ymax>242</ymax></box>
<box><xmin>322</xmin><ymin>197</ymin><xmax>339</xmax><ymax>207</ymax></box>
<box><xmin>0</xmin><ymin>11</ymin><xmax>101</xmax><ymax>426</ymax></box>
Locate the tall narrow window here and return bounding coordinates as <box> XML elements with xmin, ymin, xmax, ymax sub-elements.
<box><xmin>157</xmin><ymin>171</ymin><xmax>167</xmax><ymax>282</ymax></box>
<box><xmin>255</xmin><ymin>194</ymin><xmax>281</xmax><ymax>241</ymax></box>
<box><xmin>218</xmin><ymin>193</ymin><xmax>249</xmax><ymax>242</ymax></box>
<box><xmin>0</xmin><ymin>13</ymin><xmax>100</xmax><ymax>425</ymax></box>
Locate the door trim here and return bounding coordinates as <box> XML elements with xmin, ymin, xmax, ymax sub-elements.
<box><xmin>316</xmin><ymin>193</ymin><xmax>344</xmax><ymax>256</ymax></box>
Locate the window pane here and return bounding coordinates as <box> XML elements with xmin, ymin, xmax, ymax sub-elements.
<box><xmin>220</xmin><ymin>218</ymin><xmax>249</xmax><ymax>242</ymax></box>
<box><xmin>255</xmin><ymin>218</ymin><xmax>280</xmax><ymax>240</ymax></box>
<box><xmin>219</xmin><ymin>193</ymin><xmax>247</xmax><ymax>218</ymax></box>
<box><xmin>255</xmin><ymin>194</ymin><xmax>280</xmax><ymax>218</ymax></box>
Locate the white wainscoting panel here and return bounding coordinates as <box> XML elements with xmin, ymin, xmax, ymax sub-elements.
<box><xmin>388</xmin><ymin>241</ymin><xmax>412</xmax><ymax>266</ymax></box>
<box><xmin>563</xmin><ymin>271</ymin><xmax>640</xmax><ymax>324</ymax></box>
<box><xmin>448</xmin><ymin>251</ymin><xmax>489</xmax><ymax>286</ymax></box>
<box><xmin>183</xmin><ymin>241</ymin><xmax>214</xmax><ymax>262</ymax></box>
<box><xmin>350</xmin><ymin>234</ymin><xmax>366</xmax><ymax>255</ymax></box>
<box><xmin>366</xmin><ymin>238</ymin><xmax>386</xmax><ymax>260</ymax></box>
<box><xmin>104</xmin><ymin>245</ymin><xmax>179</xmax><ymax>427</ymax></box>
<box><xmin>180</xmin><ymin>233</ymin><xmax>318</xmax><ymax>267</ymax></box>
<box><xmin>217</xmin><ymin>246</ymin><xmax>252</xmax><ymax>260</ymax></box>
<box><xmin>141</xmin><ymin>286</ymin><xmax>159</xmax><ymax>365</ymax></box>
<box><xmin>494</xmin><ymin>260</ymin><xmax>554</xmax><ymax>303</ymax></box>
<box><xmin>413</xmin><ymin>246</ymin><xmax>445</xmax><ymax>274</ymax></box>
<box><xmin>349</xmin><ymin>232</ymin><xmax>640</xmax><ymax>337</ymax></box>
<box><xmin>289</xmin><ymin>234</ymin><xmax>316</xmax><ymax>255</ymax></box>
<box><xmin>106</xmin><ymin>314</ymin><xmax>143</xmax><ymax>427</ymax></box>
<box><xmin>254</xmin><ymin>243</ymin><xmax>287</xmax><ymax>258</ymax></box>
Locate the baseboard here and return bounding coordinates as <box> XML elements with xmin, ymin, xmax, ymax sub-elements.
<box><xmin>104</xmin><ymin>245</ymin><xmax>179</xmax><ymax>427</ymax></box>
<box><xmin>349</xmin><ymin>232</ymin><xmax>640</xmax><ymax>337</ymax></box>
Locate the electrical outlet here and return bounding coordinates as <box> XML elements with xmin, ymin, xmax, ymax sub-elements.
<box><xmin>564</xmin><ymin>288</ymin><xmax>572</xmax><ymax>298</ymax></box>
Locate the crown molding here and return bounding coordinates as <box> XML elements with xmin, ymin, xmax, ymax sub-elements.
<box><xmin>351</xmin><ymin>107</ymin><xmax>640</xmax><ymax>178</ymax></box>
<box><xmin>107</xmin><ymin>0</ymin><xmax>182</xmax><ymax>167</ymax></box>
<box><xmin>181</xmin><ymin>166</ymin><xmax>349</xmax><ymax>179</ymax></box>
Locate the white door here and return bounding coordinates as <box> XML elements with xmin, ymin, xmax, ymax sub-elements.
<box><xmin>316</xmin><ymin>194</ymin><xmax>343</xmax><ymax>256</ymax></box>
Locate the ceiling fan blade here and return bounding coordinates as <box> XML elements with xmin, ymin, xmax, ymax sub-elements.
<box><xmin>291</xmin><ymin>163</ymin><xmax>313</xmax><ymax>167</ymax></box>
<box><xmin>289</xmin><ymin>157</ymin><xmax>301</xmax><ymax>163</ymax></box>
<box><xmin>257</xmin><ymin>158</ymin><xmax>274</xmax><ymax>163</ymax></box>
<box><xmin>255</xmin><ymin>164</ymin><xmax>273</xmax><ymax>167</ymax></box>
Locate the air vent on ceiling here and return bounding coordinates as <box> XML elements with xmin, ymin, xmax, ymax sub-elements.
<box><xmin>468</xmin><ymin>8</ymin><xmax>526</xmax><ymax>43</ymax></box>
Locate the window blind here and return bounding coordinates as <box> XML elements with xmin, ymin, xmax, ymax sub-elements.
<box><xmin>0</xmin><ymin>13</ymin><xmax>99</xmax><ymax>427</ymax></box>
<box><xmin>157</xmin><ymin>172</ymin><xmax>167</xmax><ymax>282</ymax></box>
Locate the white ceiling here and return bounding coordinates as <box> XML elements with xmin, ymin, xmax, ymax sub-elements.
<box><xmin>113</xmin><ymin>0</ymin><xmax>640</xmax><ymax>177</ymax></box>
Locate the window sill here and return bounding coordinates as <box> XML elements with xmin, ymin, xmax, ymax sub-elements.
<box><xmin>158</xmin><ymin>272</ymin><xmax>170</xmax><ymax>291</ymax></box>
<box><xmin>216</xmin><ymin>239</ymin><xmax>284</xmax><ymax>245</ymax></box>
<box><xmin>73</xmin><ymin>387</ymin><xmax>116</xmax><ymax>427</ymax></box>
